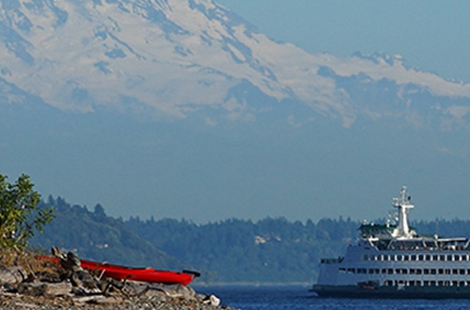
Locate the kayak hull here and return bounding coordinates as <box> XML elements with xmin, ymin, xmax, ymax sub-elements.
<box><xmin>40</xmin><ymin>256</ymin><xmax>197</xmax><ymax>285</ymax></box>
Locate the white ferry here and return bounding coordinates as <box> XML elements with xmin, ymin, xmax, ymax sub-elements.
<box><xmin>313</xmin><ymin>186</ymin><xmax>470</xmax><ymax>298</ymax></box>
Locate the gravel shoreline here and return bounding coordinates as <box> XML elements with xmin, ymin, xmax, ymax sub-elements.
<box><xmin>0</xmin><ymin>249</ymin><xmax>237</xmax><ymax>310</ymax></box>
<box><xmin>0</xmin><ymin>289</ymin><xmax>237</xmax><ymax>310</ymax></box>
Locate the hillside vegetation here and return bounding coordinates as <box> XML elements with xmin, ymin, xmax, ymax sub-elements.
<box><xmin>30</xmin><ymin>197</ymin><xmax>470</xmax><ymax>284</ymax></box>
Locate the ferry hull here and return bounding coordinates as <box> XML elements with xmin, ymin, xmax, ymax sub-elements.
<box><xmin>313</xmin><ymin>285</ymin><xmax>470</xmax><ymax>299</ymax></box>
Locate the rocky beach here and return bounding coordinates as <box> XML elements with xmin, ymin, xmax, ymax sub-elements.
<box><xmin>0</xmin><ymin>248</ymin><xmax>235</xmax><ymax>310</ymax></box>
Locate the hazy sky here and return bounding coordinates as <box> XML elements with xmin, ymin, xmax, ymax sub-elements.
<box><xmin>3</xmin><ymin>0</ymin><xmax>470</xmax><ymax>224</ymax></box>
<box><xmin>217</xmin><ymin>0</ymin><xmax>470</xmax><ymax>83</ymax></box>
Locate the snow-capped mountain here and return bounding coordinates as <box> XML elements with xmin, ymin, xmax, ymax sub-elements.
<box><xmin>1</xmin><ymin>0</ymin><xmax>469</xmax><ymax>128</ymax></box>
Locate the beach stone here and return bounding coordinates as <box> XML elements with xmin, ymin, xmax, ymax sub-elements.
<box><xmin>202</xmin><ymin>294</ymin><xmax>221</xmax><ymax>306</ymax></box>
<box><xmin>149</xmin><ymin>283</ymin><xmax>196</xmax><ymax>299</ymax></box>
<box><xmin>74</xmin><ymin>295</ymin><xmax>123</xmax><ymax>305</ymax></box>
<box><xmin>0</xmin><ymin>266</ymin><xmax>26</xmax><ymax>285</ymax></box>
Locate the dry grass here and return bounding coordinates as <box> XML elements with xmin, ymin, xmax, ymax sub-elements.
<box><xmin>0</xmin><ymin>247</ymin><xmax>62</xmax><ymax>281</ymax></box>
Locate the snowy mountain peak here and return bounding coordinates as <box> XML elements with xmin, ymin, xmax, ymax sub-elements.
<box><xmin>0</xmin><ymin>0</ymin><xmax>469</xmax><ymax>128</ymax></box>
<box><xmin>352</xmin><ymin>51</ymin><xmax>405</xmax><ymax>66</ymax></box>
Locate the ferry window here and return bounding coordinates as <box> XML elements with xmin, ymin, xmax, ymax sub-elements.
<box><xmin>438</xmin><ymin>269</ymin><xmax>444</xmax><ymax>275</ymax></box>
<box><xmin>397</xmin><ymin>255</ymin><xmax>403</xmax><ymax>261</ymax></box>
<box><xmin>445</xmin><ymin>269</ymin><xmax>451</xmax><ymax>275</ymax></box>
<box><xmin>411</xmin><ymin>255</ymin><xmax>417</xmax><ymax>261</ymax></box>
<box><xmin>358</xmin><ymin>268</ymin><xmax>366</xmax><ymax>274</ymax></box>
<box><xmin>453</xmin><ymin>281</ymin><xmax>459</xmax><ymax>287</ymax></box>
<box><xmin>463</xmin><ymin>255</ymin><xmax>468</xmax><ymax>261</ymax></box>
<box><xmin>423</xmin><ymin>281</ymin><xmax>430</xmax><ymax>286</ymax></box>
<box><xmin>416</xmin><ymin>269</ymin><xmax>422</xmax><ymax>275</ymax></box>
<box><xmin>460</xmin><ymin>281</ymin><xmax>466</xmax><ymax>287</ymax></box>
<box><xmin>440</xmin><ymin>255</ymin><xmax>446</xmax><ymax>261</ymax></box>
<box><xmin>403</xmin><ymin>255</ymin><xmax>409</xmax><ymax>261</ymax></box>
<box><xmin>430</xmin><ymin>269</ymin><xmax>437</xmax><ymax>275</ymax></box>
<box><xmin>425</xmin><ymin>255</ymin><xmax>431</xmax><ymax>261</ymax></box>
<box><xmin>447</xmin><ymin>255</ymin><xmax>453</xmax><ymax>261</ymax></box>
<box><xmin>424</xmin><ymin>269</ymin><xmax>430</xmax><ymax>275</ymax></box>
<box><xmin>433</xmin><ymin>255</ymin><xmax>439</xmax><ymax>261</ymax></box>
<box><xmin>453</xmin><ymin>269</ymin><xmax>459</xmax><ymax>275</ymax></box>
<box><xmin>387</xmin><ymin>269</ymin><xmax>393</xmax><ymax>274</ymax></box>
<box><xmin>460</xmin><ymin>269</ymin><xmax>466</xmax><ymax>275</ymax></box>
<box><xmin>383</xmin><ymin>255</ymin><xmax>389</xmax><ymax>261</ymax></box>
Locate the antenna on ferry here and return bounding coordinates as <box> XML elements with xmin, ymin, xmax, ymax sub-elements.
<box><xmin>391</xmin><ymin>186</ymin><xmax>415</xmax><ymax>239</ymax></box>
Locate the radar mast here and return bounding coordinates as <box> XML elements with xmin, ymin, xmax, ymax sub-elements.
<box><xmin>391</xmin><ymin>186</ymin><xmax>415</xmax><ymax>239</ymax></box>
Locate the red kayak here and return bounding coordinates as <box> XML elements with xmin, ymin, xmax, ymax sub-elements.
<box><xmin>39</xmin><ymin>257</ymin><xmax>199</xmax><ymax>286</ymax></box>
<box><xmin>80</xmin><ymin>259</ymin><xmax>198</xmax><ymax>285</ymax></box>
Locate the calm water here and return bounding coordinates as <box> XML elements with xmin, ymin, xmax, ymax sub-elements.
<box><xmin>195</xmin><ymin>285</ymin><xmax>470</xmax><ymax>310</ymax></box>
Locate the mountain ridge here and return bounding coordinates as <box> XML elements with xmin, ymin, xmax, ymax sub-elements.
<box><xmin>1</xmin><ymin>0</ymin><xmax>470</xmax><ymax>224</ymax></box>
<box><xmin>0</xmin><ymin>0</ymin><xmax>469</xmax><ymax>129</ymax></box>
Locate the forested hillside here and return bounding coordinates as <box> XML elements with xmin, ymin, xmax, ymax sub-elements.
<box><xmin>30</xmin><ymin>197</ymin><xmax>191</xmax><ymax>270</ymax></box>
<box><xmin>30</xmin><ymin>197</ymin><xmax>470</xmax><ymax>284</ymax></box>
<box><xmin>124</xmin><ymin>217</ymin><xmax>358</xmax><ymax>283</ymax></box>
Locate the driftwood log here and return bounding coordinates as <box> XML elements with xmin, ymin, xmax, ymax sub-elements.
<box><xmin>17</xmin><ymin>281</ymin><xmax>72</xmax><ymax>297</ymax></box>
<box><xmin>51</xmin><ymin>246</ymin><xmax>101</xmax><ymax>295</ymax></box>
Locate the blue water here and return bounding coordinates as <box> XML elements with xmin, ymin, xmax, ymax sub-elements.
<box><xmin>195</xmin><ymin>285</ymin><xmax>470</xmax><ymax>310</ymax></box>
